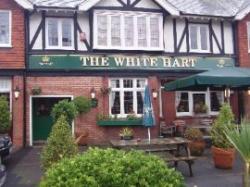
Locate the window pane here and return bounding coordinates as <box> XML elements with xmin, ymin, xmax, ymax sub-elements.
<box><xmin>200</xmin><ymin>26</ymin><xmax>208</xmax><ymax>50</ymax></box>
<box><xmin>123</xmin><ymin>79</ymin><xmax>133</xmax><ymax>88</ymax></box>
<box><xmin>210</xmin><ymin>92</ymin><xmax>223</xmax><ymax>112</ymax></box>
<box><xmin>62</xmin><ymin>20</ymin><xmax>72</xmax><ymax>47</ymax></box>
<box><xmin>111</xmin><ymin>92</ymin><xmax>120</xmax><ymax>114</ymax></box>
<box><xmin>111</xmin><ymin>79</ymin><xmax>120</xmax><ymax>88</ymax></box>
<box><xmin>0</xmin><ymin>12</ymin><xmax>10</xmax><ymax>44</ymax></box>
<box><xmin>111</xmin><ymin>16</ymin><xmax>121</xmax><ymax>46</ymax></box>
<box><xmin>97</xmin><ymin>15</ymin><xmax>107</xmax><ymax>46</ymax></box>
<box><xmin>48</xmin><ymin>19</ymin><xmax>59</xmax><ymax>46</ymax></box>
<box><xmin>137</xmin><ymin>79</ymin><xmax>146</xmax><ymax>88</ymax></box>
<box><xmin>150</xmin><ymin>17</ymin><xmax>160</xmax><ymax>47</ymax></box>
<box><xmin>190</xmin><ymin>25</ymin><xmax>198</xmax><ymax>49</ymax></box>
<box><xmin>137</xmin><ymin>17</ymin><xmax>147</xmax><ymax>47</ymax></box>
<box><xmin>177</xmin><ymin>92</ymin><xmax>189</xmax><ymax>112</ymax></box>
<box><xmin>124</xmin><ymin>92</ymin><xmax>133</xmax><ymax>114</ymax></box>
<box><xmin>124</xmin><ymin>16</ymin><xmax>134</xmax><ymax>47</ymax></box>
<box><xmin>137</xmin><ymin>91</ymin><xmax>144</xmax><ymax>114</ymax></box>
<box><xmin>193</xmin><ymin>93</ymin><xmax>207</xmax><ymax>114</ymax></box>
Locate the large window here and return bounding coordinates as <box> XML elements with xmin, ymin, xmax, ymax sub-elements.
<box><xmin>176</xmin><ymin>91</ymin><xmax>223</xmax><ymax>116</ymax></box>
<box><xmin>0</xmin><ymin>11</ymin><xmax>11</xmax><ymax>47</ymax></box>
<box><xmin>189</xmin><ymin>24</ymin><xmax>209</xmax><ymax>52</ymax></box>
<box><xmin>94</xmin><ymin>10</ymin><xmax>163</xmax><ymax>51</ymax></box>
<box><xmin>46</xmin><ymin>18</ymin><xmax>74</xmax><ymax>49</ymax></box>
<box><xmin>109</xmin><ymin>78</ymin><xmax>147</xmax><ymax>118</ymax></box>
<box><xmin>247</xmin><ymin>22</ymin><xmax>250</xmax><ymax>53</ymax></box>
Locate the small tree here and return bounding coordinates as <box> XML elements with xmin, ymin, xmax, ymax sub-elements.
<box><xmin>51</xmin><ymin>100</ymin><xmax>78</xmax><ymax>124</ymax></box>
<box><xmin>211</xmin><ymin>103</ymin><xmax>234</xmax><ymax>149</ymax></box>
<box><xmin>41</xmin><ymin>115</ymin><xmax>78</xmax><ymax>171</ymax></box>
<box><xmin>0</xmin><ymin>96</ymin><xmax>10</xmax><ymax>133</ymax></box>
<box><xmin>73</xmin><ymin>96</ymin><xmax>91</xmax><ymax>114</ymax></box>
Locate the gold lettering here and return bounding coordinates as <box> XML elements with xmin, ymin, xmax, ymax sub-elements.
<box><xmin>114</xmin><ymin>57</ymin><xmax>125</xmax><ymax>66</ymax></box>
<box><xmin>126</xmin><ymin>57</ymin><xmax>135</xmax><ymax>66</ymax></box>
<box><xmin>172</xmin><ymin>58</ymin><xmax>181</xmax><ymax>67</ymax></box>
<box><xmin>80</xmin><ymin>56</ymin><xmax>90</xmax><ymax>66</ymax></box>
<box><xmin>163</xmin><ymin>58</ymin><xmax>172</xmax><ymax>67</ymax></box>
<box><xmin>190</xmin><ymin>59</ymin><xmax>197</xmax><ymax>67</ymax></box>
<box><xmin>101</xmin><ymin>57</ymin><xmax>109</xmax><ymax>66</ymax></box>
<box><xmin>181</xmin><ymin>58</ymin><xmax>190</xmax><ymax>67</ymax></box>
<box><xmin>150</xmin><ymin>57</ymin><xmax>157</xmax><ymax>66</ymax></box>
<box><xmin>142</xmin><ymin>57</ymin><xmax>150</xmax><ymax>66</ymax></box>
<box><xmin>90</xmin><ymin>56</ymin><xmax>100</xmax><ymax>66</ymax></box>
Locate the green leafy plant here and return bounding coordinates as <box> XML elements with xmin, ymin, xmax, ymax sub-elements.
<box><xmin>41</xmin><ymin>115</ymin><xmax>78</xmax><ymax>171</ymax></box>
<box><xmin>73</xmin><ymin>96</ymin><xmax>91</xmax><ymax>114</ymax></box>
<box><xmin>0</xmin><ymin>96</ymin><xmax>10</xmax><ymax>133</ymax></box>
<box><xmin>211</xmin><ymin>103</ymin><xmax>234</xmax><ymax>149</ymax></box>
<box><xmin>96</xmin><ymin>114</ymin><xmax>111</xmax><ymax>121</ymax></box>
<box><xmin>184</xmin><ymin>128</ymin><xmax>203</xmax><ymax>141</ymax></box>
<box><xmin>127</xmin><ymin>113</ymin><xmax>140</xmax><ymax>120</ymax></box>
<box><xmin>119</xmin><ymin>127</ymin><xmax>134</xmax><ymax>137</ymax></box>
<box><xmin>51</xmin><ymin>100</ymin><xmax>78</xmax><ymax>124</ymax></box>
<box><xmin>225</xmin><ymin>119</ymin><xmax>250</xmax><ymax>187</ymax></box>
<box><xmin>40</xmin><ymin>148</ymin><xmax>184</xmax><ymax>187</ymax></box>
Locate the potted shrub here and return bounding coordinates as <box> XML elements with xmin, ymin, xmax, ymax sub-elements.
<box><xmin>73</xmin><ymin>96</ymin><xmax>92</xmax><ymax>145</ymax></box>
<box><xmin>184</xmin><ymin>128</ymin><xmax>205</xmax><ymax>156</ymax></box>
<box><xmin>211</xmin><ymin>103</ymin><xmax>235</xmax><ymax>169</ymax></box>
<box><xmin>0</xmin><ymin>96</ymin><xmax>11</xmax><ymax>134</ymax></box>
<box><xmin>119</xmin><ymin>127</ymin><xmax>134</xmax><ymax>140</ymax></box>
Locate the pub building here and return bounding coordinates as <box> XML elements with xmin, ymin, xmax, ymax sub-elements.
<box><xmin>16</xmin><ymin>0</ymin><xmax>250</xmax><ymax>146</ymax></box>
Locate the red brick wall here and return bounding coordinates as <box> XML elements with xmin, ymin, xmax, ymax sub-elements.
<box><xmin>12</xmin><ymin>76</ymin><xmax>24</xmax><ymax>148</ymax></box>
<box><xmin>26</xmin><ymin>76</ymin><xmax>161</xmax><ymax>145</ymax></box>
<box><xmin>238</xmin><ymin>13</ymin><xmax>250</xmax><ymax>118</ymax></box>
<box><xmin>0</xmin><ymin>0</ymin><xmax>25</xmax><ymax>69</ymax></box>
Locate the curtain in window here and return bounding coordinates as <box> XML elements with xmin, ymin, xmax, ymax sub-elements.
<box><xmin>137</xmin><ymin>17</ymin><xmax>147</xmax><ymax>47</ymax></box>
<box><xmin>150</xmin><ymin>17</ymin><xmax>160</xmax><ymax>47</ymax></box>
<box><xmin>200</xmin><ymin>26</ymin><xmax>208</xmax><ymax>50</ymax></box>
<box><xmin>48</xmin><ymin>19</ymin><xmax>59</xmax><ymax>46</ymax></box>
<box><xmin>111</xmin><ymin>16</ymin><xmax>121</xmax><ymax>46</ymax></box>
<box><xmin>124</xmin><ymin>16</ymin><xmax>134</xmax><ymax>47</ymax></box>
<box><xmin>0</xmin><ymin>12</ymin><xmax>9</xmax><ymax>44</ymax></box>
<box><xmin>111</xmin><ymin>92</ymin><xmax>120</xmax><ymax>114</ymax></box>
<box><xmin>97</xmin><ymin>15</ymin><xmax>107</xmax><ymax>46</ymax></box>
<box><xmin>62</xmin><ymin>20</ymin><xmax>72</xmax><ymax>47</ymax></box>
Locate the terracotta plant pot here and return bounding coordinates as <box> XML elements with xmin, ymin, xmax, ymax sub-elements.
<box><xmin>75</xmin><ymin>129</ymin><xmax>89</xmax><ymax>146</ymax></box>
<box><xmin>188</xmin><ymin>140</ymin><xmax>205</xmax><ymax>156</ymax></box>
<box><xmin>212</xmin><ymin>146</ymin><xmax>235</xmax><ymax>169</ymax></box>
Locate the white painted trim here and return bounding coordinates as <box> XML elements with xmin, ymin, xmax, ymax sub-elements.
<box><xmin>109</xmin><ymin>78</ymin><xmax>147</xmax><ymax>118</ymax></box>
<box><xmin>14</xmin><ymin>0</ymin><xmax>33</xmax><ymax>10</ymax></box>
<box><xmin>247</xmin><ymin>22</ymin><xmax>250</xmax><ymax>53</ymax></box>
<box><xmin>154</xmin><ymin>0</ymin><xmax>180</xmax><ymax>16</ymax></box>
<box><xmin>0</xmin><ymin>10</ymin><xmax>12</xmax><ymax>48</ymax></box>
<box><xmin>78</xmin><ymin>0</ymin><xmax>180</xmax><ymax>16</ymax></box>
<box><xmin>176</xmin><ymin>91</ymin><xmax>224</xmax><ymax>117</ymax></box>
<box><xmin>29</xmin><ymin>95</ymin><xmax>74</xmax><ymax>146</ymax></box>
<box><xmin>235</xmin><ymin>5</ymin><xmax>250</xmax><ymax>20</ymax></box>
<box><xmin>45</xmin><ymin>18</ymin><xmax>75</xmax><ymax>50</ymax></box>
<box><xmin>189</xmin><ymin>24</ymin><xmax>210</xmax><ymax>53</ymax></box>
<box><xmin>93</xmin><ymin>10</ymin><xmax>164</xmax><ymax>51</ymax></box>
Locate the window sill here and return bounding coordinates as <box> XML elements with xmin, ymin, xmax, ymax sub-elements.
<box><xmin>97</xmin><ymin>119</ymin><xmax>142</xmax><ymax>126</ymax></box>
<box><xmin>0</xmin><ymin>45</ymin><xmax>12</xmax><ymax>48</ymax></box>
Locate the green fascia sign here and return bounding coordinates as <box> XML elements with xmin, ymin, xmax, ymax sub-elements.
<box><xmin>28</xmin><ymin>54</ymin><xmax>235</xmax><ymax>71</ymax></box>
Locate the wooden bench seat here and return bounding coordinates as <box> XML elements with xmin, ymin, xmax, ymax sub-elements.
<box><xmin>165</xmin><ymin>154</ymin><xmax>196</xmax><ymax>177</ymax></box>
<box><xmin>144</xmin><ymin>147</ymin><xmax>177</xmax><ymax>153</ymax></box>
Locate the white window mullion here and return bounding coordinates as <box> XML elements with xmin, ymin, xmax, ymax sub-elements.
<box><xmin>205</xmin><ymin>91</ymin><xmax>210</xmax><ymax>114</ymax></box>
<box><xmin>146</xmin><ymin>16</ymin><xmax>151</xmax><ymax>48</ymax></box>
<box><xmin>107</xmin><ymin>15</ymin><xmax>111</xmax><ymax>48</ymax></box>
<box><xmin>121</xmin><ymin>14</ymin><xmax>125</xmax><ymax>48</ymax></box>
<box><xmin>189</xmin><ymin>92</ymin><xmax>193</xmax><ymax>115</ymax></box>
<box><xmin>133</xmin><ymin>79</ymin><xmax>137</xmax><ymax>114</ymax></box>
<box><xmin>120</xmin><ymin>79</ymin><xmax>125</xmax><ymax>117</ymax></box>
<box><xmin>58</xmin><ymin>20</ymin><xmax>63</xmax><ymax>48</ymax></box>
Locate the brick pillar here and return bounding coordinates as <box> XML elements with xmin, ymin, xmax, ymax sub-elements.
<box><xmin>12</xmin><ymin>76</ymin><xmax>24</xmax><ymax>149</ymax></box>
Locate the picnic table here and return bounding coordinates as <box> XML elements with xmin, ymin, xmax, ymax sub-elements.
<box><xmin>110</xmin><ymin>137</ymin><xmax>196</xmax><ymax>176</ymax></box>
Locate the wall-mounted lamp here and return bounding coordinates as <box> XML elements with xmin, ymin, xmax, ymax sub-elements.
<box><xmin>248</xmin><ymin>88</ymin><xmax>250</xmax><ymax>95</ymax></box>
<box><xmin>14</xmin><ymin>86</ymin><xmax>20</xmax><ymax>100</ymax></box>
<box><xmin>90</xmin><ymin>88</ymin><xmax>96</xmax><ymax>99</ymax></box>
<box><xmin>152</xmin><ymin>89</ymin><xmax>158</xmax><ymax>99</ymax></box>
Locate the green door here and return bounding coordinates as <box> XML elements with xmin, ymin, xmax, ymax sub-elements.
<box><xmin>32</xmin><ymin>97</ymin><xmax>70</xmax><ymax>141</ymax></box>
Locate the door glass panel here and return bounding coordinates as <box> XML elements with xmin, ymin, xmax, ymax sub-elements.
<box><xmin>177</xmin><ymin>92</ymin><xmax>189</xmax><ymax>112</ymax></box>
<box><xmin>193</xmin><ymin>93</ymin><xmax>207</xmax><ymax>114</ymax></box>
